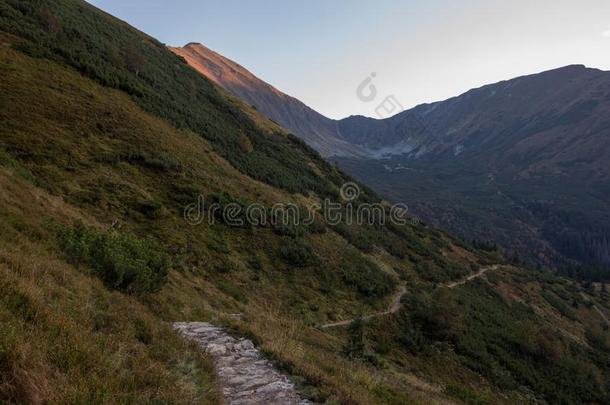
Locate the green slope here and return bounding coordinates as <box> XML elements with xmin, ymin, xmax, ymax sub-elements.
<box><xmin>0</xmin><ymin>0</ymin><xmax>346</xmax><ymax>196</ymax></box>
<box><xmin>1</xmin><ymin>1</ymin><xmax>610</xmax><ymax>404</ymax></box>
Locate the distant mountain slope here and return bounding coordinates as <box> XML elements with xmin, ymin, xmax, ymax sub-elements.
<box><xmin>170</xmin><ymin>43</ymin><xmax>365</xmax><ymax>157</ymax></box>
<box><xmin>173</xmin><ymin>43</ymin><xmax>610</xmax><ymax>275</ymax></box>
<box><xmin>339</xmin><ymin>65</ymin><xmax>610</xmax><ymax>174</ymax></box>
<box><xmin>335</xmin><ymin>66</ymin><xmax>610</xmax><ymax>275</ymax></box>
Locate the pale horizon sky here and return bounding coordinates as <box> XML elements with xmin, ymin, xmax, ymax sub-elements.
<box><xmin>88</xmin><ymin>0</ymin><xmax>610</xmax><ymax>119</ymax></box>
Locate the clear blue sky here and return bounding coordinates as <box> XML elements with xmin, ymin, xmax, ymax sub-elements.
<box><xmin>88</xmin><ymin>0</ymin><xmax>610</xmax><ymax>119</ymax></box>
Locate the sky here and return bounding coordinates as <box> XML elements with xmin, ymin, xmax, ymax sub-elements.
<box><xmin>88</xmin><ymin>0</ymin><xmax>610</xmax><ymax>119</ymax></box>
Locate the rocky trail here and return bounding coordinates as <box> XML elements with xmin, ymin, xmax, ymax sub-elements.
<box><xmin>174</xmin><ymin>322</ymin><xmax>311</xmax><ymax>405</ymax></box>
<box><xmin>173</xmin><ymin>266</ymin><xmax>499</xmax><ymax>403</ymax></box>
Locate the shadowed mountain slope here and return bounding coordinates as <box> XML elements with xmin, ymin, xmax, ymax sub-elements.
<box><xmin>334</xmin><ymin>65</ymin><xmax>610</xmax><ymax>275</ymax></box>
<box><xmin>1</xmin><ymin>1</ymin><xmax>610</xmax><ymax>403</ymax></box>
<box><xmin>173</xmin><ymin>43</ymin><xmax>610</xmax><ymax>275</ymax></box>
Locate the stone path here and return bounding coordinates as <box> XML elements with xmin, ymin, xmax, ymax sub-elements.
<box><xmin>174</xmin><ymin>322</ymin><xmax>311</xmax><ymax>405</ymax></box>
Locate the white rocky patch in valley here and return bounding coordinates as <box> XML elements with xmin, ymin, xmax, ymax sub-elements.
<box><xmin>174</xmin><ymin>322</ymin><xmax>311</xmax><ymax>405</ymax></box>
<box><xmin>453</xmin><ymin>144</ymin><xmax>465</xmax><ymax>156</ymax></box>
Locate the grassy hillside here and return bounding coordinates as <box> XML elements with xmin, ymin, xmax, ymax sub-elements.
<box><xmin>0</xmin><ymin>0</ymin><xmax>347</xmax><ymax>196</ymax></box>
<box><xmin>1</xmin><ymin>1</ymin><xmax>610</xmax><ymax>404</ymax></box>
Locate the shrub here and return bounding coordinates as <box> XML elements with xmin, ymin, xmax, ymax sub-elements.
<box><xmin>343</xmin><ymin>318</ymin><xmax>366</xmax><ymax>359</ymax></box>
<box><xmin>273</xmin><ymin>223</ymin><xmax>307</xmax><ymax>238</ymax></box>
<box><xmin>306</xmin><ymin>218</ymin><xmax>327</xmax><ymax>234</ymax></box>
<box><xmin>542</xmin><ymin>291</ymin><xmax>577</xmax><ymax>321</ymax></box>
<box><xmin>340</xmin><ymin>251</ymin><xmax>393</xmax><ymax>298</ymax></box>
<box><xmin>414</xmin><ymin>260</ymin><xmax>443</xmax><ymax>282</ymax></box>
<box><xmin>56</xmin><ymin>221</ymin><xmax>169</xmax><ymax>294</ymax></box>
<box><xmin>332</xmin><ymin>224</ymin><xmax>376</xmax><ymax>253</ymax></box>
<box><xmin>134</xmin><ymin>318</ymin><xmax>153</xmax><ymax>345</ymax></box>
<box><xmin>217</xmin><ymin>281</ymin><xmax>248</xmax><ymax>303</ymax></box>
<box><xmin>207</xmin><ymin>192</ymin><xmax>249</xmax><ymax>226</ymax></box>
<box><xmin>0</xmin><ymin>281</ymin><xmax>38</xmax><ymax>322</ymax></box>
<box><xmin>398</xmin><ymin>322</ymin><xmax>426</xmax><ymax>353</ymax></box>
<box><xmin>0</xmin><ymin>147</ymin><xmax>38</xmax><ymax>184</ymax></box>
<box><xmin>279</xmin><ymin>238</ymin><xmax>318</xmax><ymax>268</ymax></box>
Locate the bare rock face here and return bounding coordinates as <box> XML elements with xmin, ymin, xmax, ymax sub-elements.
<box><xmin>174</xmin><ymin>322</ymin><xmax>311</xmax><ymax>405</ymax></box>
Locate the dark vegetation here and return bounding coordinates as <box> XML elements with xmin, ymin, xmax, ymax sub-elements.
<box><xmin>56</xmin><ymin>221</ymin><xmax>169</xmax><ymax>294</ymax></box>
<box><xmin>340</xmin><ymin>250</ymin><xmax>394</xmax><ymax>298</ymax></box>
<box><xmin>279</xmin><ymin>237</ymin><xmax>318</xmax><ymax>268</ymax></box>
<box><xmin>2</xmin><ymin>1</ymin><xmax>609</xmax><ymax>404</ymax></box>
<box><xmin>343</xmin><ymin>318</ymin><xmax>366</xmax><ymax>359</ymax></box>
<box><xmin>0</xmin><ymin>0</ymin><xmax>347</xmax><ymax>196</ymax></box>
<box><xmin>396</xmin><ymin>275</ymin><xmax>610</xmax><ymax>404</ymax></box>
<box><xmin>414</xmin><ymin>259</ymin><xmax>471</xmax><ymax>283</ymax></box>
<box><xmin>337</xmin><ymin>156</ymin><xmax>610</xmax><ymax>282</ymax></box>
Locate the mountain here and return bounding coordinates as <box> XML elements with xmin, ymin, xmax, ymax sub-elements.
<box><xmin>170</xmin><ymin>42</ymin><xmax>366</xmax><ymax>157</ymax></box>
<box><xmin>334</xmin><ymin>65</ymin><xmax>610</xmax><ymax>276</ymax></box>
<box><xmin>173</xmin><ymin>45</ymin><xmax>610</xmax><ymax>277</ymax></box>
<box><xmin>338</xmin><ymin>64</ymin><xmax>610</xmax><ymax>166</ymax></box>
<box><xmin>1</xmin><ymin>1</ymin><xmax>610</xmax><ymax>404</ymax></box>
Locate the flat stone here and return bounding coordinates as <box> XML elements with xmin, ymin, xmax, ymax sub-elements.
<box><xmin>174</xmin><ymin>322</ymin><xmax>311</xmax><ymax>405</ymax></box>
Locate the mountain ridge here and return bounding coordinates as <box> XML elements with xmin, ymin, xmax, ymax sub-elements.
<box><xmin>2</xmin><ymin>1</ymin><xmax>610</xmax><ymax>403</ymax></box>
<box><xmin>170</xmin><ymin>42</ymin><xmax>368</xmax><ymax>157</ymax></box>
<box><xmin>172</xmin><ymin>40</ymin><xmax>609</xmax><ymax>165</ymax></box>
<box><xmin>172</xmin><ymin>39</ymin><xmax>610</xmax><ymax>273</ymax></box>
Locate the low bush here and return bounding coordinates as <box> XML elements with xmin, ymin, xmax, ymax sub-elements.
<box><xmin>0</xmin><ymin>146</ymin><xmax>38</xmax><ymax>184</ymax></box>
<box><xmin>332</xmin><ymin>223</ymin><xmax>378</xmax><ymax>253</ymax></box>
<box><xmin>279</xmin><ymin>238</ymin><xmax>318</xmax><ymax>268</ymax></box>
<box><xmin>343</xmin><ymin>318</ymin><xmax>366</xmax><ymax>359</ymax></box>
<box><xmin>340</xmin><ymin>251</ymin><xmax>393</xmax><ymax>298</ymax></box>
<box><xmin>217</xmin><ymin>281</ymin><xmax>248</xmax><ymax>303</ymax></box>
<box><xmin>542</xmin><ymin>291</ymin><xmax>577</xmax><ymax>321</ymax></box>
<box><xmin>56</xmin><ymin>221</ymin><xmax>169</xmax><ymax>294</ymax></box>
<box><xmin>399</xmin><ymin>284</ymin><xmax>609</xmax><ymax>404</ymax></box>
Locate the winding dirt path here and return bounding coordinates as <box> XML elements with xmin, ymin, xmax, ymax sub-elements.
<box><xmin>320</xmin><ymin>285</ymin><xmax>408</xmax><ymax>329</ymax></box>
<box><xmin>174</xmin><ymin>265</ymin><xmax>499</xmax><ymax>403</ymax></box>
<box><xmin>444</xmin><ymin>265</ymin><xmax>498</xmax><ymax>288</ymax></box>
<box><xmin>320</xmin><ymin>265</ymin><xmax>499</xmax><ymax>329</ymax></box>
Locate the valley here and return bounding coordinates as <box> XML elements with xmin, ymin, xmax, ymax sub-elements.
<box><xmin>0</xmin><ymin>1</ymin><xmax>609</xmax><ymax>404</ymax></box>
<box><xmin>173</xmin><ymin>39</ymin><xmax>610</xmax><ymax>279</ymax></box>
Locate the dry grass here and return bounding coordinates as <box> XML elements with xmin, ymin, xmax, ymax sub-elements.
<box><xmin>1</xmin><ymin>34</ymin><xmax>606</xmax><ymax>405</ymax></box>
<box><xmin>0</xmin><ymin>168</ymin><xmax>221</xmax><ymax>404</ymax></box>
